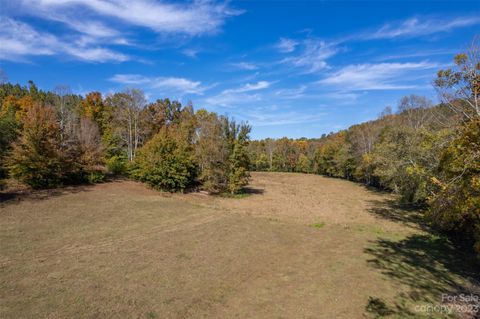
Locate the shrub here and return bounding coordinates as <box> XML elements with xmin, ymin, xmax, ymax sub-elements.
<box><xmin>133</xmin><ymin>128</ymin><xmax>196</xmax><ymax>192</ymax></box>
<box><xmin>106</xmin><ymin>155</ymin><xmax>128</xmax><ymax>175</ymax></box>
<box><xmin>86</xmin><ymin>170</ymin><xmax>105</xmax><ymax>183</ymax></box>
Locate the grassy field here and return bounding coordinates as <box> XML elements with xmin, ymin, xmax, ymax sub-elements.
<box><xmin>1</xmin><ymin>172</ymin><xmax>478</xmax><ymax>318</ymax></box>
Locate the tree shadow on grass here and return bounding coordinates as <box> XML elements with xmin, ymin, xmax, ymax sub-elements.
<box><xmin>216</xmin><ymin>186</ymin><xmax>265</xmax><ymax>199</ymax></box>
<box><xmin>364</xmin><ymin>200</ymin><xmax>479</xmax><ymax>318</ymax></box>
<box><xmin>242</xmin><ymin>186</ymin><xmax>265</xmax><ymax>195</ymax></box>
<box><xmin>366</xmin><ymin>198</ymin><xmax>429</xmax><ymax>231</ymax></box>
<box><xmin>0</xmin><ymin>183</ymin><xmax>95</xmax><ymax>206</ymax></box>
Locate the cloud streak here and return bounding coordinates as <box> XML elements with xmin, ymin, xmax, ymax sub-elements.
<box><xmin>229</xmin><ymin>62</ymin><xmax>259</xmax><ymax>70</ymax></box>
<box><xmin>318</xmin><ymin>61</ymin><xmax>438</xmax><ymax>90</ymax></box>
<box><xmin>276</xmin><ymin>38</ymin><xmax>299</xmax><ymax>53</ymax></box>
<box><xmin>0</xmin><ymin>17</ymin><xmax>128</xmax><ymax>62</ymax></box>
<box><xmin>362</xmin><ymin>16</ymin><xmax>480</xmax><ymax>40</ymax></box>
<box><xmin>204</xmin><ymin>81</ymin><xmax>271</xmax><ymax>107</ymax></box>
<box><xmin>281</xmin><ymin>38</ymin><xmax>337</xmax><ymax>73</ymax></box>
<box><xmin>18</xmin><ymin>0</ymin><xmax>242</xmax><ymax>36</ymax></box>
<box><xmin>227</xmin><ymin>81</ymin><xmax>271</xmax><ymax>93</ymax></box>
<box><xmin>109</xmin><ymin>74</ymin><xmax>207</xmax><ymax>95</ymax></box>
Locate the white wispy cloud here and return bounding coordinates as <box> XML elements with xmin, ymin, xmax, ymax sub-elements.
<box><xmin>276</xmin><ymin>38</ymin><xmax>299</xmax><ymax>53</ymax></box>
<box><xmin>0</xmin><ymin>17</ymin><xmax>128</xmax><ymax>62</ymax></box>
<box><xmin>204</xmin><ymin>92</ymin><xmax>262</xmax><ymax>108</ymax></box>
<box><xmin>109</xmin><ymin>74</ymin><xmax>207</xmax><ymax>94</ymax></box>
<box><xmin>274</xmin><ymin>86</ymin><xmax>307</xmax><ymax>99</ymax></box>
<box><xmin>229</xmin><ymin>62</ymin><xmax>259</xmax><ymax>70</ymax></box>
<box><xmin>204</xmin><ymin>81</ymin><xmax>271</xmax><ymax>107</ymax></box>
<box><xmin>281</xmin><ymin>38</ymin><xmax>337</xmax><ymax>73</ymax></box>
<box><xmin>19</xmin><ymin>0</ymin><xmax>242</xmax><ymax>36</ymax></box>
<box><xmin>229</xmin><ymin>81</ymin><xmax>271</xmax><ymax>93</ymax></box>
<box><xmin>318</xmin><ymin>61</ymin><xmax>437</xmax><ymax>90</ymax></box>
<box><xmin>321</xmin><ymin>91</ymin><xmax>360</xmax><ymax>104</ymax></box>
<box><xmin>363</xmin><ymin>16</ymin><xmax>480</xmax><ymax>40</ymax></box>
<box><xmin>181</xmin><ymin>48</ymin><xmax>201</xmax><ymax>58</ymax></box>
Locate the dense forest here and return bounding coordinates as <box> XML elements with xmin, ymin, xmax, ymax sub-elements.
<box><xmin>0</xmin><ymin>48</ymin><xmax>478</xmax><ymax>257</ymax></box>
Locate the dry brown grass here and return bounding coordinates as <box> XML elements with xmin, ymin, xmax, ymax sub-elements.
<box><xmin>1</xmin><ymin>172</ymin><xmax>478</xmax><ymax>318</ymax></box>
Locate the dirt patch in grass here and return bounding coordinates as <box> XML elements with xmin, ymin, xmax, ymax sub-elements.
<box><xmin>0</xmin><ymin>172</ymin><xmax>478</xmax><ymax>318</ymax></box>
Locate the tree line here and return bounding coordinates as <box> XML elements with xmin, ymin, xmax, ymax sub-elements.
<box><xmin>0</xmin><ymin>84</ymin><xmax>250</xmax><ymax>194</ymax></box>
<box><xmin>249</xmin><ymin>47</ymin><xmax>479</xmax><ymax>256</ymax></box>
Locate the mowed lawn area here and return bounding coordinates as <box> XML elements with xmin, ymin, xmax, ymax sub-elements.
<box><xmin>1</xmin><ymin>172</ymin><xmax>478</xmax><ymax>318</ymax></box>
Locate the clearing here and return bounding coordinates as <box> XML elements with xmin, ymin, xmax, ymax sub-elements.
<box><xmin>1</xmin><ymin>172</ymin><xmax>478</xmax><ymax>318</ymax></box>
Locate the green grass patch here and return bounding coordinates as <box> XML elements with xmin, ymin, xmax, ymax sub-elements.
<box><xmin>220</xmin><ymin>192</ymin><xmax>251</xmax><ymax>199</ymax></box>
<box><xmin>312</xmin><ymin>222</ymin><xmax>326</xmax><ymax>229</ymax></box>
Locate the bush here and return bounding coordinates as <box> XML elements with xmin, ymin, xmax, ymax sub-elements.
<box><xmin>86</xmin><ymin>170</ymin><xmax>105</xmax><ymax>183</ymax></box>
<box><xmin>106</xmin><ymin>155</ymin><xmax>128</xmax><ymax>175</ymax></box>
<box><xmin>133</xmin><ymin>128</ymin><xmax>196</xmax><ymax>192</ymax></box>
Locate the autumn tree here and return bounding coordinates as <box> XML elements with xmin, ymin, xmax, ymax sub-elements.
<box><xmin>348</xmin><ymin>121</ymin><xmax>382</xmax><ymax>185</ymax></box>
<box><xmin>434</xmin><ymin>39</ymin><xmax>480</xmax><ymax>120</ymax></box>
<box><xmin>81</xmin><ymin>92</ymin><xmax>108</xmax><ymax>132</ymax></box>
<box><xmin>429</xmin><ymin>40</ymin><xmax>480</xmax><ymax>255</ymax></box>
<box><xmin>8</xmin><ymin>103</ymin><xmax>64</xmax><ymax>188</ymax></box>
<box><xmin>429</xmin><ymin>119</ymin><xmax>480</xmax><ymax>254</ymax></box>
<box><xmin>397</xmin><ymin>95</ymin><xmax>433</xmax><ymax>129</ymax></box>
<box><xmin>108</xmin><ymin>89</ymin><xmax>146</xmax><ymax>162</ymax></box>
<box><xmin>371</xmin><ymin>126</ymin><xmax>443</xmax><ymax>203</ymax></box>
<box><xmin>63</xmin><ymin>118</ymin><xmax>106</xmax><ymax>183</ymax></box>
<box><xmin>296</xmin><ymin>153</ymin><xmax>311</xmax><ymax>173</ymax></box>
<box><xmin>194</xmin><ymin>109</ymin><xmax>229</xmax><ymax>193</ymax></box>
<box><xmin>314</xmin><ymin>131</ymin><xmax>353</xmax><ymax>179</ymax></box>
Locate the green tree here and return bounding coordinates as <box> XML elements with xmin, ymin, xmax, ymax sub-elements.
<box><xmin>254</xmin><ymin>153</ymin><xmax>269</xmax><ymax>171</ymax></box>
<box><xmin>133</xmin><ymin>127</ymin><xmax>196</xmax><ymax>192</ymax></box>
<box><xmin>0</xmin><ymin>112</ymin><xmax>18</xmax><ymax>187</ymax></box>
<box><xmin>371</xmin><ymin>126</ymin><xmax>445</xmax><ymax>203</ymax></box>
<box><xmin>296</xmin><ymin>153</ymin><xmax>311</xmax><ymax>173</ymax></box>
<box><xmin>194</xmin><ymin>110</ymin><xmax>228</xmax><ymax>193</ymax></box>
<box><xmin>227</xmin><ymin>123</ymin><xmax>251</xmax><ymax>194</ymax></box>
<box><xmin>314</xmin><ymin>131</ymin><xmax>353</xmax><ymax>179</ymax></box>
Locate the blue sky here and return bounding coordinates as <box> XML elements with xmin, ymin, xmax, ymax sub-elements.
<box><xmin>0</xmin><ymin>0</ymin><xmax>479</xmax><ymax>139</ymax></box>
